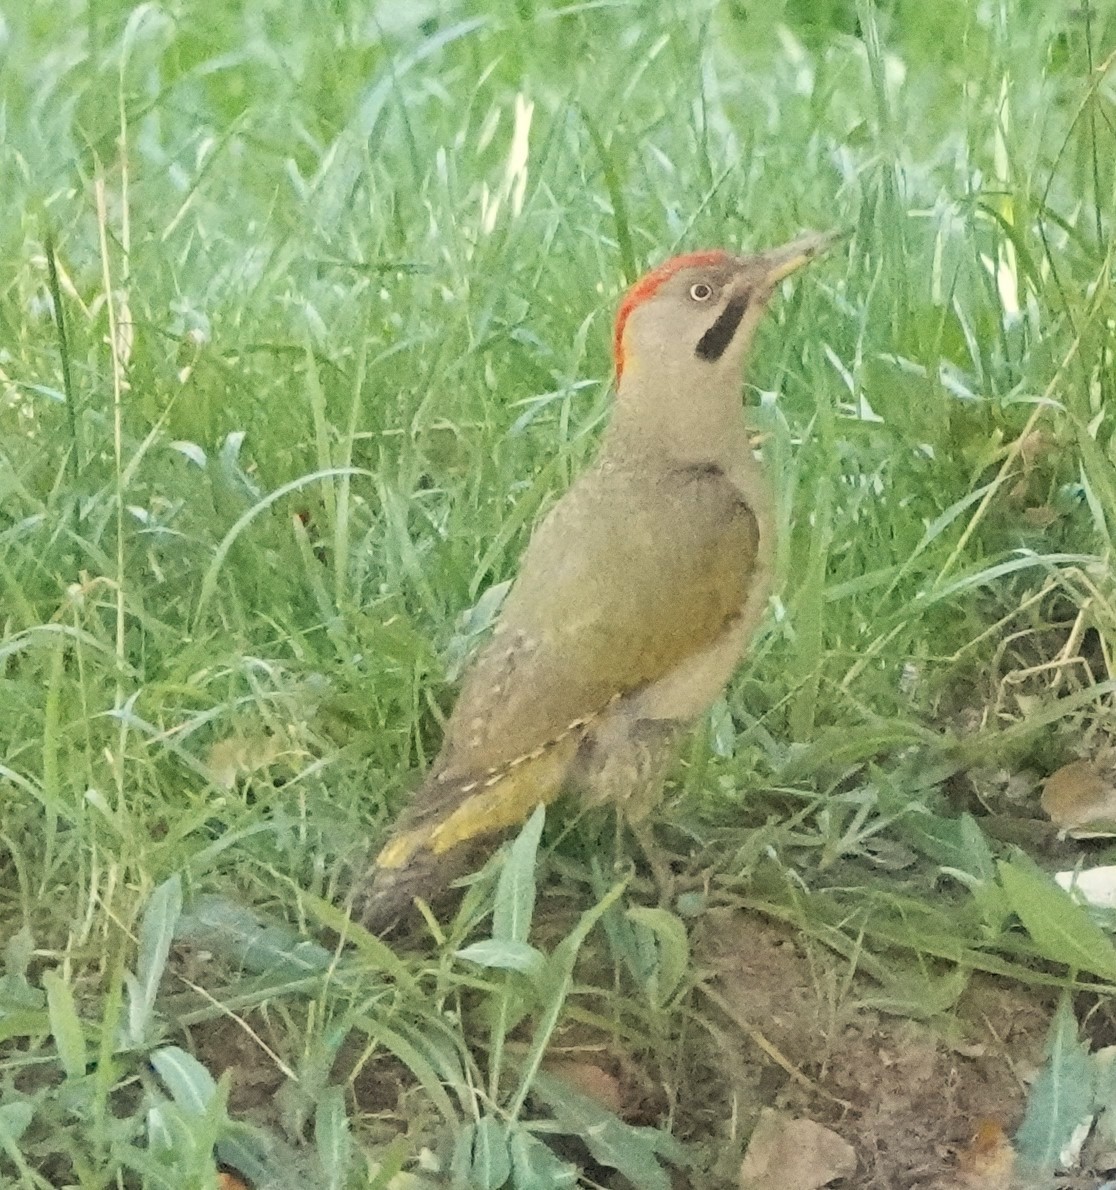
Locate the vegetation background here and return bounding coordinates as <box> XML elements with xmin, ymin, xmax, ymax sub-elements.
<box><xmin>2</xmin><ymin>0</ymin><xmax>1116</xmax><ymax>1185</ymax></box>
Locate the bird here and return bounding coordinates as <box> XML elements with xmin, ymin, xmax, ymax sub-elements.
<box><xmin>355</xmin><ymin>231</ymin><xmax>837</xmax><ymax>933</ymax></box>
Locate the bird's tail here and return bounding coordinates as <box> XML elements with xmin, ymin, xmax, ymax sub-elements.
<box><xmin>354</xmin><ymin>735</ymin><xmax>582</xmax><ymax>934</ymax></box>
<box><xmin>352</xmin><ymin>838</ymin><xmax>485</xmax><ymax>935</ymax></box>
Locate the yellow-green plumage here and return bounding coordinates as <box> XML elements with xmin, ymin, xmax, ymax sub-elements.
<box><xmin>356</xmin><ymin>234</ymin><xmax>835</xmax><ymax>933</ymax></box>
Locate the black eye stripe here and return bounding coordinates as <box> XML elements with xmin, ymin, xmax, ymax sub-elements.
<box><xmin>695</xmin><ymin>291</ymin><xmax>750</xmax><ymax>362</ymax></box>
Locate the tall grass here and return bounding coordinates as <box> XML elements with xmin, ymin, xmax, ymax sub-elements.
<box><xmin>2</xmin><ymin>0</ymin><xmax>1115</xmax><ymax>1183</ymax></box>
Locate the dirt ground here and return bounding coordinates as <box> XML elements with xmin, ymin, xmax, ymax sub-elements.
<box><xmin>687</xmin><ymin>910</ymin><xmax>1048</xmax><ymax>1189</ymax></box>
<box><xmin>188</xmin><ymin>901</ymin><xmax>1069</xmax><ymax>1190</ymax></box>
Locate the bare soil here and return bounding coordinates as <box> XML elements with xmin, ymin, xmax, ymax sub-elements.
<box><xmin>686</xmin><ymin>910</ymin><xmax>1050</xmax><ymax>1189</ymax></box>
<box><xmin>186</xmin><ymin>902</ymin><xmax>1059</xmax><ymax>1189</ymax></box>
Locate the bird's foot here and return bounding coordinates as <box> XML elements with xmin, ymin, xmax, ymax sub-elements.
<box><xmin>629</xmin><ymin>821</ymin><xmax>677</xmax><ymax>910</ymax></box>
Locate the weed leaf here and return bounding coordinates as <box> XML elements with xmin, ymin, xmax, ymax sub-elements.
<box><xmin>494</xmin><ymin>804</ymin><xmax>545</xmax><ymax>944</ymax></box>
<box><xmin>508</xmin><ymin>1127</ymin><xmax>578</xmax><ymax>1189</ymax></box>
<box><xmin>315</xmin><ymin>1085</ymin><xmax>352</xmax><ymax>1189</ymax></box>
<box><xmin>176</xmin><ymin>895</ymin><xmax>333</xmax><ymax>977</ymax></box>
<box><xmin>1015</xmin><ymin>997</ymin><xmax>1095</xmax><ymax>1170</ymax></box>
<box><xmin>43</xmin><ymin>968</ymin><xmax>87</xmax><ymax>1079</ymax></box>
<box><xmin>626</xmin><ymin>906</ymin><xmax>690</xmax><ymax>1008</ymax></box>
<box><xmin>471</xmin><ymin>1116</ymin><xmax>512</xmax><ymax>1190</ymax></box>
<box><xmin>999</xmin><ymin>859</ymin><xmax>1116</xmax><ymax>981</ymax></box>
<box><xmin>125</xmin><ymin>873</ymin><xmax>183</xmax><ymax>1047</ymax></box>
<box><xmin>532</xmin><ymin>1072</ymin><xmax>687</xmax><ymax>1190</ymax></box>
<box><xmin>151</xmin><ymin>1044</ymin><xmax>217</xmax><ymax>1114</ymax></box>
<box><xmin>455</xmin><ymin>939</ymin><xmax>546</xmax><ymax>979</ymax></box>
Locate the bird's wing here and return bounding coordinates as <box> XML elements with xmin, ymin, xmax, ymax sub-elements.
<box><xmin>361</xmin><ymin>464</ymin><xmax>763</xmax><ymax>927</ymax></box>
<box><xmin>463</xmin><ymin>465</ymin><xmax>758</xmax><ymax>742</ymax></box>
<box><xmin>405</xmin><ymin>464</ymin><xmax>758</xmax><ymax>808</ymax></box>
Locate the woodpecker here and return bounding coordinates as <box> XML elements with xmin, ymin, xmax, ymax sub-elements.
<box><xmin>356</xmin><ymin>232</ymin><xmax>836</xmax><ymax>933</ymax></box>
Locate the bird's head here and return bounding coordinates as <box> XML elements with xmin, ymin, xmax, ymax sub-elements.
<box><xmin>612</xmin><ymin>232</ymin><xmax>838</xmax><ymax>386</ymax></box>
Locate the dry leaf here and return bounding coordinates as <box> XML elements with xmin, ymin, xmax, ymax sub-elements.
<box><xmin>206</xmin><ymin>731</ymin><xmax>285</xmax><ymax>790</ymax></box>
<box><xmin>738</xmin><ymin>1108</ymin><xmax>856</xmax><ymax>1190</ymax></box>
<box><xmin>217</xmin><ymin>1173</ymin><xmax>249</xmax><ymax>1190</ymax></box>
<box><xmin>953</xmin><ymin>1119</ymin><xmax>1015</xmax><ymax>1189</ymax></box>
<box><xmin>1041</xmin><ymin>759</ymin><xmax>1116</xmax><ymax>837</ymax></box>
<box><xmin>859</xmin><ymin>837</ymin><xmax>918</xmax><ymax>870</ymax></box>
<box><xmin>1017</xmin><ymin>430</ymin><xmax>1054</xmax><ymax>469</ymax></box>
<box><xmin>1006</xmin><ymin>431</ymin><xmax>1057</xmax><ymax>508</ymax></box>
<box><xmin>1021</xmin><ymin>506</ymin><xmax>1058</xmax><ymax>528</ymax></box>
<box><xmin>541</xmin><ymin>1058</ymin><xmax>624</xmax><ymax>1116</ymax></box>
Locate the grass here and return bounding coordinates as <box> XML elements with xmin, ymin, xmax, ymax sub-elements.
<box><xmin>3</xmin><ymin>0</ymin><xmax>1116</xmax><ymax>1185</ymax></box>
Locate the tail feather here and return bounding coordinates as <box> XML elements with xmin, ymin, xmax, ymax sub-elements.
<box><xmin>355</xmin><ymin>736</ymin><xmax>582</xmax><ymax>934</ymax></box>
<box><xmin>353</xmin><ymin>840</ymin><xmax>483</xmax><ymax>935</ymax></box>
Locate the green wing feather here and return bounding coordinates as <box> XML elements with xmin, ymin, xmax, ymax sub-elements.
<box><xmin>358</xmin><ymin>463</ymin><xmax>760</xmax><ymax>931</ymax></box>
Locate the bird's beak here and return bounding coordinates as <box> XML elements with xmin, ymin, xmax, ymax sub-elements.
<box><xmin>756</xmin><ymin>229</ymin><xmax>845</xmax><ymax>287</ymax></box>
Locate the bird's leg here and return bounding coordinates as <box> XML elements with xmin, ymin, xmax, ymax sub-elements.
<box><xmin>627</xmin><ymin>815</ymin><xmax>677</xmax><ymax>908</ymax></box>
<box><xmin>574</xmin><ymin>715</ymin><xmax>681</xmax><ymax>905</ymax></box>
<box><xmin>611</xmin><ymin>806</ymin><xmax>636</xmax><ymax>883</ymax></box>
<box><xmin>625</xmin><ymin>720</ymin><xmax>686</xmax><ymax>906</ymax></box>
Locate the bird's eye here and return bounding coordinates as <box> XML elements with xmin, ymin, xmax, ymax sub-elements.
<box><xmin>689</xmin><ymin>282</ymin><xmax>714</xmax><ymax>301</ymax></box>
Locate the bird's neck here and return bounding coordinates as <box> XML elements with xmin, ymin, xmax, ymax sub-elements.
<box><xmin>604</xmin><ymin>365</ymin><xmax>757</xmax><ymax>481</ymax></box>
